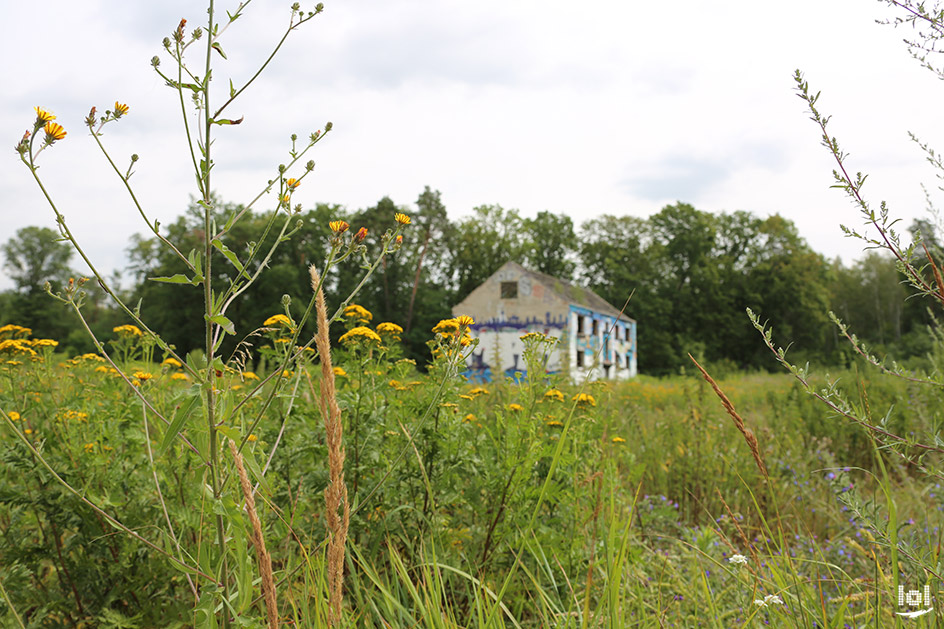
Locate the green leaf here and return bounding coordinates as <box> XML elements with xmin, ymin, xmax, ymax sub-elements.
<box><xmin>159</xmin><ymin>394</ymin><xmax>201</xmax><ymax>456</ymax></box>
<box><xmin>149</xmin><ymin>274</ymin><xmax>198</xmax><ymax>285</ymax></box>
<box><xmin>211</xmin><ymin>41</ymin><xmax>227</xmax><ymax>59</ymax></box>
<box><xmin>210</xmin><ymin>116</ymin><xmax>244</xmax><ymax>126</ymax></box>
<box><xmin>207</xmin><ymin>314</ymin><xmax>236</xmax><ymax>335</ymax></box>
<box><xmin>211</xmin><ymin>238</ymin><xmax>251</xmax><ymax>280</ymax></box>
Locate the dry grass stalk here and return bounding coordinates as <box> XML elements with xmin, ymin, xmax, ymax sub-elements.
<box><xmin>688</xmin><ymin>354</ymin><xmax>768</xmax><ymax>479</ymax></box>
<box><xmin>311</xmin><ymin>265</ymin><xmax>350</xmax><ymax>626</ymax></box>
<box><xmin>923</xmin><ymin>243</ymin><xmax>944</xmax><ymax>309</ymax></box>
<box><xmin>228</xmin><ymin>439</ymin><xmax>278</xmax><ymax>629</ymax></box>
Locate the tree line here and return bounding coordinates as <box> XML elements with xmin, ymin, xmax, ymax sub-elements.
<box><xmin>1</xmin><ymin>188</ymin><xmax>935</xmax><ymax>375</ymax></box>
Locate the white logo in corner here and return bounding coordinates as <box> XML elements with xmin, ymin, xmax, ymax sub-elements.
<box><xmin>897</xmin><ymin>585</ymin><xmax>933</xmax><ymax>618</ymax></box>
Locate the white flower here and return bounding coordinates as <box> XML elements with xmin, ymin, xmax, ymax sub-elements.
<box><xmin>728</xmin><ymin>554</ymin><xmax>749</xmax><ymax>566</ymax></box>
<box><xmin>754</xmin><ymin>594</ymin><xmax>784</xmax><ymax>607</ymax></box>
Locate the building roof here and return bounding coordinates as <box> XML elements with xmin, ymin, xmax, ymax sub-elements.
<box><xmin>499</xmin><ymin>262</ymin><xmax>636</xmax><ymax>323</ymax></box>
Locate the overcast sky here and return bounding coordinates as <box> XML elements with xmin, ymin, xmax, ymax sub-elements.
<box><xmin>3</xmin><ymin>0</ymin><xmax>942</xmax><ymax>292</ymax></box>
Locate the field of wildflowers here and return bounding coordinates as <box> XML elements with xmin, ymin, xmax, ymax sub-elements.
<box><xmin>2</xmin><ymin>312</ymin><xmax>942</xmax><ymax>626</ymax></box>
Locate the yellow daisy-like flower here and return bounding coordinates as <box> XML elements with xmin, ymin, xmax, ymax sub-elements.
<box><xmin>376</xmin><ymin>322</ymin><xmax>403</xmax><ymax>336</ymax></box>
<box><xmin>243</xmin><ymin>371</ymin><xmax>260</xmax><ymax>380</ymax></box>
<box><xmin>281</xmin><ymin>370</ymin><xmax>294</xmax><ymax>378</ymax></box>
<box><xmin>95</xmin><ymin>366</ymin><xmax>111</xmax><ymax>373</ymax></box>
<box><xmin>611</xmin><ymin>436</ymin><xmax>626</xmax><ymax>444</ymax></box>
<box><xmin>329</xmin><ymin>220</ymin><xmax>350</xmax><ymax>234</ymax></box>
<box><xmin>543</xmin><ymin>388</ymin><xmax>565</xmax><ymax>402</ymax></box>
<box><xmin>247</xmin><ymin>434</ymin><xmax>258</xmax><ymax>442</ymax></box>
<box><xmin>394</xmin><ymin>212</ymin><xmax>411</xmax><ymax>225</ymax></box>
<box><xmin>8</xmin><ymin>412</ymin><xmax>20</xmax><ymax>421</ymax></box>
<box><xmin>114</xmin><ymin>101</ymin><xmax>129</xmax><ymax>117</ymax></box>
<box><xmin>161</xmin><ymin>357</ymin><xmax>183</xmax><ymax>368</ymax></box>
<box><xmin>134</xmin><ymin>371</ymin><xmax>153</xmax><ymax>382</ymax></box>
<box><xmin>24</xmin><ymin>429</ymin><xmax>33</xmax><ymax>435</ymax></box>
<box><xmin>463</xmin><ymin>413</ymin><xmax>477</xmax><ymax>424</ymax></box>
<box><xmin>263</xmin><ymin>314</ymin><xmax>294</xmax><ymax>329</ymax></box>
<box><xmin>333</xmin><ymin>367</ymin><xmax>347</xmax><ymax>377</ymax></box>
<box><xmin>507</xmin><ymin>403</ymin><xmax>524</xmax><ymax>412</ymax></box>
<box><xmin>343</xmin><ymin>304</ymin><xmax>373</xmax><ymax>323</ymax></box>
<box><xmin>339</xmin><ymin>326</ymin><xmax>382</xmax><ymax>345</ymax></box>
<box><xmin>468</xmin><ymin>387</ymin><xmax>489</xmax><ymax>397</ymax></box>
<box><xmin>454</xmin><ymin>315</ymin><xmax>474</xmax><ymax>327</ymax></box>
<box><xmin>34</xmin><ymin>107</ymin><xmax>56</xmax><ymax>123</ymax></box>
<box><xmin>571</xmin><ymin>393</ymin><xmax>596</xmax><ymax>407</ymax></box>
<box><xmin>44</xmin><ymin>122</ymin><xmax>67</xmax><ymax>142</ymax></box>
<box><xmin>458</xmin><ymin>394</ymin><xmax>474</xmax><ymax>401</ymax></box>
<box><xmin>286</xmin><ymin>178</ymin><xmax>300</xmax><ymax>189</ymax></box>
<box><xmin>546</xmin><ymin>420</ymin><xmax>564</xmax><ymax>427</ymax></box>
<box><xmin>170</xmin><ymin>373</ymin><xmax>189</xmax><ymax>381</ymax></box>
<box><xmin>113</xmin><ymin>324</ymin><xmax>143</xmax><ymax>337</ymax></box>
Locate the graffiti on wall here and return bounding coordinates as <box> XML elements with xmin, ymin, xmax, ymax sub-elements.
<box><xmin>471</xmin><ymin>312</ymin><xmax>567</xmax><ymax>331</ymax></box>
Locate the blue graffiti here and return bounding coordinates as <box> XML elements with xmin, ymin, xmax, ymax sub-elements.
<box><xmin>470</xmin><ymin>312</ymin><xmax>567</xmax><ymax>331</ymax></box>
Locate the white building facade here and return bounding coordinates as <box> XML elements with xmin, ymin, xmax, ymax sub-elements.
<box><xmin>452</xmin><ymin>262</ymin><xmax>637</xmax><ymax>383</ymax></box>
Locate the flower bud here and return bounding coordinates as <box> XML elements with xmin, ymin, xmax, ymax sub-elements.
<box><xmin>291</xmin><ymin>133</ymin><xmax>298</xmax><ymax>142</ymax></box>
<box><xmin>85</xmin><ymin>107</ymin><xmax>97</xmax><ymax>127</ymax></box>
<box><xmin>193</xmin><ymin>27</ymin><xmax>203</xmax><ymax>39</ymax></box>
<box><xmin>324</xmin><ymin>121</ymin><xmax>333</xmax><ymax>132</ymax></box>
<box><xmin>131</xmin><ymin>154</ymin><xmax>139</xmax><ymax>162</ymax></box>
<box><xmin>316</xmin><ymin>3</ymin><xmax>324</xmax><ymax>11</ymax></box>
<box><xmin>281</xmin><ymin>294</ymin><xmax>292</xmax><ymax>307</ymax></box>
<box><xmin>163</xmin><ymin>37</ymin><xmax>172</xmax><ymax>49</ymax></box>
<box><xmin>151</xmin><ymin>56</ymin><xmax>161</xmax><ymax>67</ymax></box>
<box><xmin>278</xmin><ymin>164</ymin><xmax>286</xmax><ymax>173</ymax></box>
<box><xmin>355</xmin><ymin>227</ymin><xmax>368</xmax><ymax>242</ymax></box>
<box><xmin>305</xmin><ymin>160</ymin><xmax>315</xmax><ymax>171</ymax></box>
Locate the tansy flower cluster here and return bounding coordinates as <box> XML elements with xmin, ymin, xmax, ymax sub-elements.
<box><xmin>376</xmin><ymin>322</ymin><xmax>403</xmax><ymax>338</ymax></box>
<box><xmin>263</xmin><ymin>314</ymin><xmax>295</xmax><ymax>330</ymax></box>
<box><xmin>343</xmin><ymin>304</ymin><xmax>373</xmax><ymax>323</ymax></box>
<box><xmin>339</xmin><ymin>326</ymin><xmax>382</xmax><ymax>345</ymax></box>
<box><xmin>0</xmin><ymin>324</ymin><xmax>32</xmax><ymax>339</ymax></box>
<box><xmin>571</xmin><ymin>393</ymin><xmax>597</xmax><ymax>408</ymax></box>
<box><xmin>113</xmin><ymin>324</ymin><xmax>143</xmax><ymax>337</ymax></box>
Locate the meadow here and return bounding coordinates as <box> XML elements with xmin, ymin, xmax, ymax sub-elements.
<box><xmin>2</xmin><ymin>313</ymin><xmax>942</xmax><ymax>627</ymax></box>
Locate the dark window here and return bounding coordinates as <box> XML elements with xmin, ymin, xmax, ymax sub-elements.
<box><xmin>577</xmin><ymin>315</ymin><xmax>585</xmax><ymax>335</ymax></box>
<box><xmin>592</xmin><ymin>319</ymin><xmax>599</xmax><ymax>336</ymax></box>
<box><xmin>576</xmin><ymin>350</ymin><xmax>584</xmax><ymax>368</ymax></box>
<box><xmin>501</xmin><ymin>281</ymin><xmax>518</xmax><ymax>299</ymax></box>
<box><xmin>626</xmin><ymin>326</ymin><xmax>631</xmax><ymax>341</ymax></box>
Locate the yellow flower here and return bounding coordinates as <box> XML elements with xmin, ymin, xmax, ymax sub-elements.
<box><xmin>455</xmin><ymin>315</ymin><xmax>474</xmax><ymax>327</ymax></box>
<box><xmin>432</xmin><ymin>318</ymin><xmax>460</xmax><ymax>334</ymax></box>
<box><xmin>24</xmin><ymin>429</ymin><xmax>33</xmax><ymax>435</ymax></box>
<box><xmin>571</xmin><ymin>393</ymin><xmax>596</xmax><ymax>407</ymax></box>
<box><xmin>30</xmin><ymin>339</ymin><xmax>59</xmax><ymax>348</ymax></box>
<box><xmin>612</xmin><ymin>436</ymin><xmax>626</xmax><ymax>444</ymax></box>
<box><xmin>79</xmin><ymin>353</ymin><xmax>106</xmax><ymax>362</ymax></box>
<box><xmin>161</xmin><ymin>357</ymin><xmax>183</xmax><ymax>368</ymax></box>
<box><xmin>243</xmin><ymin>371</ymin><xmax>260</xmax><ymax>380</ymax></box>
<box><xmin>95</xmin><ymin>366</ymin><xmax>111</xmax><ymax>373</ymax></box>
<box><xmin>44</xmin><ymin>122</ymin><xmax>67</xmax><ymax>142</ymax></box>
<box><xmin>343</xmin><ymin>304</ymin><xmax>373</xmax><ymax>323</ymax></box>
<box><xmin>376</xmin><ymin>322</ymin><xmax>403</xmax><ymax>336</ymax></box>
<box><xmin>247</xmin><ymin>434</ymin><xmax>258</xmax><ymax>442</ymax></box>
<box><xmin>170</xmin><ymin>373</ymin><xmax>189</xmax><ymax>381</ymax></box>
<box><xmin>458</xmin><ymin>394</ymin><xmax>474</xmax><ymax>401</ymax></box>
<box><xmin>333</xmin><ymin>367</ymin><xmax>347</xmax><ymax>377</ymax></box>
<box><xmin>8</xmin><ymin>412</ymin><xmax>20</xmax><ymax>421</ymax></box>
<box><xmin>34</xmin><ymin>107</ymin><xmax>56</xmax><ymax>123</ymax></box>
<box><xmin>84</xmin><ymin>443</ymin><xmax>96</xmax><ymax>453</ymax></box>
<box><xmin>394</xmin><ymin>212</ymin><xmax>411</xmax><ymax>225</ymax></box>
<box><xmin>263</xmin><ymin>314</ymin><xmax>295</xmax><ymax>329</ymax></box>
<box><xmin>281</xmin><ymin>370</ymin><xmax>294</xmax><ymax>378</ymax></box>
<box><xmin>232</xmin><ymin>384</ymin><xmax>242</xmax><ymax>391</ymax></box>
<box><xmin>463</xmin><ymin>413</ymin><xmax>476</xmax><ymax>423</ymax></box>
<box><xmin>113</xmin><ymin>324</ymin><xmax>143</xmax><ymax>337</ymax></box>
<box><xmin>507</xmin><ymin>403</ymin><xmax>524</xmax><ymax>412</ymax></box>
<box><xmin>274</xmin><ymin>337</ymin><xmax>291</xmax><ymax>344</ymax></box>
<box><xmin>440</xmin><ymin>402</ymin><xmax>458</xmax><ymax>411</ymax></box>
<box><xmin>339</xmin><ymin>326</ymin><xmax>382</xmax><ymax>345</ymax></box>
<box><xmin>543</xmin><ymin>388</ymin><xmax>565</xmax><ymax>402</ymax></box>
<box><xmin>546</xmin><ymin>420</ymin><xmax>563</xmax><ymax>427</ymax></box>
<box><xmin>329</xmin><ymin>220</ymin><xmax>350</xmax><ymax>234</ymax></box>
<box><xmin>286</xmin><ymin>178</ymin><xmax>300</xmax><ymax>189</ymax></box>
<box><xmin>114</xmin><ymin>101</ymin><xmax>130</xmax><ymax>117</ymax></box>
<box><xmin>468</xmin><ymin>387</ymin><xmax>489</xmax><ymax>397</ymax></box>
<box><xmin>134</xmin><ymin>371</ymin><xmax>153</xmax><ymax>382</ymax></box>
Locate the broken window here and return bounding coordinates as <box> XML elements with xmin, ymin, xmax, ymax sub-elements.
<box><xmin>500</xmin><ymin>281</ymin><xmax>518</xmax><ymax>299</ymax></box>
<box><xmin>576</xmin><ymin>350</ymin><xmax>584</xmax><ymax>367</ymax></box>
<box><xmin>577</xmin><ymin>315</ymin><xmax>585</xmax><ymax>335</ymax></box>
<box><xmin>591</xmin><ymin>319</ymin><xmax>599</xmax><ymax>336</ymax></box>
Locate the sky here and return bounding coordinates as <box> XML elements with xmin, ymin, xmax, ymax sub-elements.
<box><xmin>3</xmin><ymin>0</ymin><xmax>943</xmax><ymax>292</ymax></box>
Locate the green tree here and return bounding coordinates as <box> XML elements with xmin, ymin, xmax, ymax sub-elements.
<box><xmin>522</xmin><ymin>210</ymin><xmax>578</xmax><ymax>279</ymax></box>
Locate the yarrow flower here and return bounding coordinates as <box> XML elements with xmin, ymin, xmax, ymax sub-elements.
<box><xmin>728</xmin><ymin>554</ymin><xmax>749</xmax><ymax>566</ymax></box>
<box><xmin>329</xmin><ymin>220</ymin><xmax>349</xmax><ymax>234</ymax></box>
<box><xmin>44</xmin><ymin>122</ymin><xmax>67</xmax><ymax>143</ymax></box>
<box><xmin>753</xmin><ymin>594</ymin><xmax>784</xmax><ymax>607</ymax></box>
<box><xmin>394</xmin><ymin>212</ymin><xmax>411</xmax><ymax>225</ymax></box>
<box><xmin>113</xmin><ymin>101</ymin><xmax>130</xmax><ymax>117</ymax></box>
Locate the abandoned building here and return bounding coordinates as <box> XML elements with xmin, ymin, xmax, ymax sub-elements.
<box><xmin>452</xmin><ymin>261</ymin><xmax>637</xmax><ymax>383</ymax></box>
